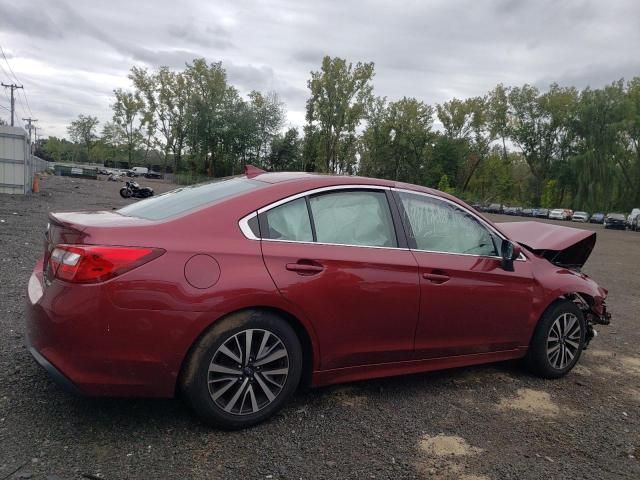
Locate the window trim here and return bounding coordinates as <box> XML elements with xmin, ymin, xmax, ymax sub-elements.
<box><xmin>239</xmin><ymin>211</ymin><xmax>260</xmax><ymax>240</ymax></box>
<box><xmin>237</xmin><ymin>185</ymin><xmax>526</xmax><ymax>260</ymax></box>
<box><xmin>257</xmin><ymin>184</ymin><xmax>390</xmax><ymax>214</ymax></box>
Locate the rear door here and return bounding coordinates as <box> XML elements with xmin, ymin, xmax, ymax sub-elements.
<box><xmin>258</xmin><ymin>187</ymin><xmax>420</xmax><ymax>370</ymax></box>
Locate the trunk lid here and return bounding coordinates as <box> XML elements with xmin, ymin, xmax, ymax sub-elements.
<box><xmin>497</xmin><ymin>221</ymin><xmax>596</xmax><ymax>269</ymax></box>
<box><xmin>44</xmin><ymin>211</ymin><xmax>154</xmax><ymax>283</ymax></box>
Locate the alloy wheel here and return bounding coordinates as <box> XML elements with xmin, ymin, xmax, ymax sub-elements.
<box><xmin>546</xmin><ymin>313</ymin><xmax>581</xmax><ymax>369</ymax></box>
<box><xmin>208</xmin><ymin>329</ymin><xmax>289</xmax><ymax>416</ymax></box>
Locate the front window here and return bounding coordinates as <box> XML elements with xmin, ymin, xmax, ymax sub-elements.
<box><xmin>397</xmin><ymin>191</ymin><xmax>497</xmax><ymax>256</ymax></box>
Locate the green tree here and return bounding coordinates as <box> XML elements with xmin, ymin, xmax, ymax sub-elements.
<box><xmin>112</xmin><ymin>89</ymin><xmax>148</xmax><ymax>166</ymax></box>
<box><xmin>129</xmin><ymin>66</ymin><xmax>191</xmax><ymax>172</ymax></box>
<box><xmin>437</xmin><ymin>96</ymin><xmax>491</xmax><ymax>191</ymax></box>
<box><xmin>267</xmin><ymin>127</ymin><xmax>302</xmax><ymax>171</ymax></box>
<box><xmin>507</xmin><ymin>84</ymin><xmax>575</xmax><ymax>203</ymax></box>
<box><xmin>437</xmin><ymin>174</ymin><xmax>455</xmax><ymax>194</ymax></box>
<box><xmin>249</xmin><ymin>91</ymin><xmax>286</xmax><ymax>163</ymax></box>
<box><xmin>67</xmin><ymin>114</ymin><xmax>99</xmax><ymax>158</ymax></box>
<box><xmin>570</xmin><ymin>81</ymin><xmax>628</xmax><ymax>210</ymax></box>
<box><xmin>359</xmin><ymin>97</ymin><xmax>434</xmax><ymax>183</ymax></box>
<box><xmin>622</xmin><ymin>77</ymin><xmax>640</xmax><ymax>205</ymax></box>
<box><xmin>304</xmin><ymin>56</ymin><xmax>375</xmax><ymax>173</ymax></box>
<box><xmin>487</xmin><ymin>84</ymin><xmax>510</xmax><ymax>161</ymax></box>
<box><xmin>39</xmin><ymin>136</ymin><xmax>79</xmax><ymax>163</ymax></box>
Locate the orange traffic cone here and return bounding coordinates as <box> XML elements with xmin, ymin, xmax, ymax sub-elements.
<box><xmin>32</xmin><ymin>174</ymin><xmax>40</xmax><ymax>193</ymax></box>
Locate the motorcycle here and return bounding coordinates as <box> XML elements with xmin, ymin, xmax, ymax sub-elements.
<box><xmin>119</xmin><ymin>181</ymin><xmax>154</xmax><ymax>199</ymax></box>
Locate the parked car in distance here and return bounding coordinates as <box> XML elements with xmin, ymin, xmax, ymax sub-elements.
<box><xmin>130</xmin><ymin>167</ymin><xmax>149</xmax><ymax>176</ymax></box>
<box><xmin>549</xmin><ymin>209</ymin><xmax>565</xmax><ymax>220</ymax></box>
<box><xmin>26</xmin><ymin>167</ymin><xmax>611</xmax><ymax>429</ymax></box>
<box><xmin>503</xmin><ymin>206</ymin><xmax>521</xmax><ymax>215</ymax></box>
<box><xmin>486</xmin><ymin>203</ymin><xmax>503</xmax><ymax>214</ymax></box>
<box><xmin>626</xmin><ymin>208</ymin><xmax>640</xmax><ymax>229</ymax></box>
<box><xmin>632</xmin><ymin>214</ymin><xmax>640</xmax><ymax>231</ymax></box>
<box><xmin>535</xmin><ymin>208</ymin><xmax>549</xmax><ymax>218</ymax></box>
<box><xmin>603</xmin><ymin>213</ymin><xmax>626</xmax><ymax>230</ymax></box>
<box><xmin>550</xmin><ymin>209</ymin><xmax>573</xmax><ymax>220</ymax></box>
<box><xmin>145</xmin><ymin>171</ymin><xmax>163</xmax><ymax>179</ymax></box>
<box><xmin>571</xmin><ymin>211</ymin><xmax>590</xmax><ymax>222</ymax></box>
<box><xmin>521</xmin><ymin>208</ymin><xmax>534</xmax><ymax>217</ymax></box>
<box><xmin>589</xmin><ymin>212</ymin><xmax>605</xmax><ymax>224</ymax></box>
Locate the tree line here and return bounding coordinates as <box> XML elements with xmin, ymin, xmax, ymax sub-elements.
<box><xmin>38</xmin><ymin>56</ymin><xmax>640</xmax><ymax>211</ymax></box>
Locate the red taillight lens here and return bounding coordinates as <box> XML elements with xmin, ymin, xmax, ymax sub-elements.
<box><xmin>48</xmin><ymin>245</ymin><xmax>164</xmax><ymax>284</ymax></box>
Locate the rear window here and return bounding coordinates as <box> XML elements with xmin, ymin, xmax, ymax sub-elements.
<box><xmin>118</xmin><ymin>177</ymin><xmax>263</xmax><ymax>220</ymax></box>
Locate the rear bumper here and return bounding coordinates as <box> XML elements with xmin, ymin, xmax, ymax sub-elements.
<box><xmin>26</xmin><ymin>261</ymin><xmax>181</xmax><ymax>398</ymax></box>
<box><xmin>27</xmin><ymin>345</ymin><xmax>81</xmax><ymax>395</ymax></box>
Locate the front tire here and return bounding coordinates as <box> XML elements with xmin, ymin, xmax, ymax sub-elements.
<box><xmin>526</xmin><ymin>300</ymin><xmax>586</xmax><ymax>379</ymax></box>
<box><xmin>181</xmin><ymin>311</ymin><xmax>303</xmax><ymax>429</ymax></box>
<box><xmin>119</xmin><ymin>188</ymin><xmax>132</xmax><ymax>198</ymax></box>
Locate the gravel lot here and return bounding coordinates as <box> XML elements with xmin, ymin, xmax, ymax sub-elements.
<box><xmin>1</xmin><ymin>175</ymin><xmax>638</xmax><ymax>479</ymax></box>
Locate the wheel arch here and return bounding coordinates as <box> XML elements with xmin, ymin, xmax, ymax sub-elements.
<box><xmin>527</xmin><ymin>289</ymin><xmax>599</xmax><ymax>345</ymax></box>
<box><xmin>176</xmin><ymin>306</ymin><xmax>316</xmax><ymax>396</ymax></box>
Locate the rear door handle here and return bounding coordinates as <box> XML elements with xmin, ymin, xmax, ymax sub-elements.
<box><xmin>286</xmin><ymin>262</ymin><xmax>324</xmax><ymax>275</ymax></box>
<box><xmin>422</xmin><ymin>272</ymin><xmax>450</xmax><ymax>284</ymax></box>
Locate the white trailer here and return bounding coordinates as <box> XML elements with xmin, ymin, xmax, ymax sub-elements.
<box><xmin>0</xmin><ymin>125</ymin><xmax>50</xmax><ymax>194</ymax></box>
<box><xmin>0</xmin><ymin>125</ymin><xmax>30</xmax><ymax>194</ymax></box>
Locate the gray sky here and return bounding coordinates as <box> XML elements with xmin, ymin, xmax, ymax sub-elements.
<box><xmin>0</xmin><ymin>0</ymin><xmax>638</xmax><ymax>138</ymax></box>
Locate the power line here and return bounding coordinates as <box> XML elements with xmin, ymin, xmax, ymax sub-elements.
<box><xmin>0</xmin><ymin>43</ymin><xmax>34</xmax><ymax>118</ymax></box>
<box><xmin>0</xmin><ymin>44</ymin><xmax>18</xmax><ymax>81</ymax></box>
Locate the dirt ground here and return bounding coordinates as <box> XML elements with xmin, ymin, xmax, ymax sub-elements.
<box><xmin>0</xmin><ymin>175</ymin><xmax>638</xmax><ymax>479</ymax></box>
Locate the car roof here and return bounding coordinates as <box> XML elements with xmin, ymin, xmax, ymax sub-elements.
<box><xmin>247</xmin><ymin>171</ymin><xmax>471</xmax><ymax>214</ymax></box>
<box><xmin>251</xmin><ymin>171</ymin><xmax>441</xmax><ymax>195</ymax></box>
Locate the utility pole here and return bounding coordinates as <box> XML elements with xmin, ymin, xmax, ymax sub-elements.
<box><xmin>1</xmin><ymin>83</ymin><xmax>23</xmax><ymax>126</ymax></box>
<box><xmin>23</xmin><ymin>117</ymin><xmax>38</xmax><ymax>153</ymax></box>
<box><xmin>23</xmin><ymin>117</ymin><xmax>37</xmax><ymax>140</ymax></box>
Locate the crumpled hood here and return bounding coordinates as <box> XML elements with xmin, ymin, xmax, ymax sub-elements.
<box><xmin>496</xmin><ymin>221</ymin><xmax>596</xmax><ymax>269</ymax></box>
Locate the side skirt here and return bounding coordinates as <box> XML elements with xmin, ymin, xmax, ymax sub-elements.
<box><xmin>311</xmin><ymin>347</ymin><xmax>528</xmax><ymax>387</ymax></box>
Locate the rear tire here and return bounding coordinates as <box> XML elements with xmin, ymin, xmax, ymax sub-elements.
<box><xmin>525</xmin><ymin>300</ymin><xmax>586</xmax><ymax>379</ymax></box>
<box><xmin>181</xmin><ymin>310</ymin><xmax>302</xmax><ymax>429</ymax></box>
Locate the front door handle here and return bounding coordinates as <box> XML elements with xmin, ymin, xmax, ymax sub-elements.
<box><xmin>422</xmin><ymin>272</ymin><xmax>450</xmax><ymax>284</ymax></box>
<box><xmin>286</xmin><ymin>262</ymin><xmax>324</xmax><ymax>275</ymax></box>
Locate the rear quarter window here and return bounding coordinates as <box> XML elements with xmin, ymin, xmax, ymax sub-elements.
<box><xmin>118</xmin><ymin>177</ymin><xmax>263</xmax><ymax>220</ymax></box>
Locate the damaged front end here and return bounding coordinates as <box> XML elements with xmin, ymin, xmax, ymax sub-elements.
<box><xmin>566</xmin><ymin>292</ymin><xmax>611</xmax><ymax>348</ymax></box>
<box><xmin>496</xmin><ymin>220</ymin><xmax>611</xmax><ymax>349</ymax></box>
<box><xmin>496</xmin><ymin>221</ymin><xmax>597</xmax><ymax>270</ymax></box>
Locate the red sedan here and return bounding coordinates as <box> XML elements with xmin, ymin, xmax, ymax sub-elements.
<box><xmin>26</xmin><ymin>167</ymin><xmax>610</xmax><ymax>429</ymax></box>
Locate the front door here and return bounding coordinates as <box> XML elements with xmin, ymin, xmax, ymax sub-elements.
<box><xmin>394</xmin><ymin>190</ymin><xmax>536</xmax><ymax>359</ymax></box>
<box><xmin>259</xmin><ymin>188</ymin><xmax>420</xmax><ymax>370</ymax></box>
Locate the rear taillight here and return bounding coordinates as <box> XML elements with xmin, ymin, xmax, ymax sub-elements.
<box><xmin>48</xmin><ymin>245</ymin><xmax>164</xmax><ymax>284</ymax></box>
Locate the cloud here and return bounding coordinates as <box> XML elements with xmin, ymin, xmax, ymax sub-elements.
<box><xmin>0</xmin><ymin>0</ymin><xmax>638</xmax><ymax>137</ymax></box>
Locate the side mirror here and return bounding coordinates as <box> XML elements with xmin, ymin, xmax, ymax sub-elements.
<box><xmin>500</xmin><ymin>239</ymin><xmax>521</xmax><ymax>271</ymax></box>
